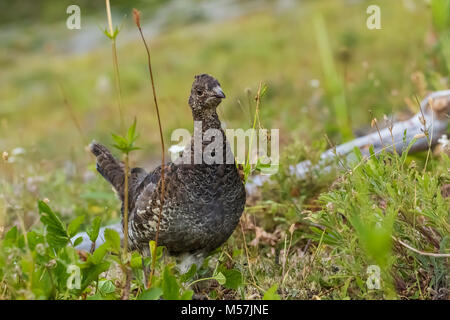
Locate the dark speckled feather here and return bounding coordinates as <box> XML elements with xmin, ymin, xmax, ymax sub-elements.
<box><xmin>90</xmin><ymin>74</ymin><xmax>246</xmax><ymax>266</ymax></box>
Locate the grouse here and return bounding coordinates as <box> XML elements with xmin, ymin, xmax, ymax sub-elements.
<box><xmin>90</xmin><ymin>74</ymin><xmax>246</xmax><ymax>271</ymax></box>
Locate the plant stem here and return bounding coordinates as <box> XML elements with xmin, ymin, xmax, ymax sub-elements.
<box><xmin>134</xmin><ymin>11</ymin><xmax>166</xmax><ymax>288</ymax></box>
<box><xmin>244</xmin><ymin>82</ymin><xmax>262</xmax><ymax>182</ymax></box>
<box><xmin>186</xmin><ymin>276</ymin><xmax>217</xmax><ymax>288</ymax></box>
<box><xmin>105</xmin><ymin>1</ymin><xmax>130</xmax><ymax>299</ymax></box>
<box><xmin>105</xmin><ymin>0</ymin><xmax>128</xmax><ymax>256</ymax></box>
<box><xmin>105</xmin><ymin>0</ymin><xmax>113</xmax><ymax>34</ymax></box>
<box><xmin>106</xmin><ymin>0</ymin><xmax>124</xmax><ymax>133</ymax></box>
<box><xmin>112</xmin><ymin>41</ymin><xmax>125</xmax><ymax>133</ymax></box>
<box><xmin>123</xmin><ymin>154</ymin><xmax>129</xmax><ymax>255</ymax></box>
<box><xmin>423</xmin><ymin>99</ymin><xmax>434</xmax><ymax>174</ymax></box>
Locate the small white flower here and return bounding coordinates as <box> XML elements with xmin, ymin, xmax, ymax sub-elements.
<box><xmin>11</xmin><ymin>147</ymin><xmax>25</xmax><ymax>156</ymax></box>
<box><xmin>309</xmin><ymin>79</ymin><xmax>320</xmax><ymax>88</ymax></box>
<box><xmin>438</xmin><ymin>134</ymin><xmax>449</xmax><ymax>150</ymax></box>
<box><xmin>168</xmin><ymin>144</ymin><xmax>185</xmax><ymax>155</ymax></box>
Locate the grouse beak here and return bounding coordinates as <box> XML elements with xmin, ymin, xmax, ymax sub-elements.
<box><xmin>212</xmin><ymin>86</ymin><xmax>226</xmax><ymax>99</ymax></box>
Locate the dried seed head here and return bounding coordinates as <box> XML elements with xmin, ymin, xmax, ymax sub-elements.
<box><xmin>43</xmin><ymin>198</ymin><xmax>50</xmax><ymax>204</ymax></box>
<box><xmin>132</xmin><ymin>8</ymin><xmax>141</xmax><ymax>28</ymax></box>
<box><xmin>2</xmin><ymin>151</ymin><xmax>8</xmax><ymax>161</ymax></box>
<box><xmin>427</xmin><ymin>97</ymin><xmax>434</xmax><ymax>110</ymax></box>
<box><xmin>419</xmin><ymin>115</ymin><xmax>426</xmax><ymax>126</ymax></box>
<box><xmin>289</xmin><ymin>223</ymin><xmax>296</xmax><ymax>235</ymax></box>
<box><xmin>46</xmin><ymin>259</ymin><xmax>56</xmax><ymax>269</ymax></box>
<box><xmin>414</xmin><ymin>133</ymin><xmax>426</xmax><ymax>139</ymax></box>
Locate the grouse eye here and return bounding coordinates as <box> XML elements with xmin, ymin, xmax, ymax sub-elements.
<box><xmin>196</xmin><ymin>90</ymin><xmax>203</xmax><ymax>96</ymax></box>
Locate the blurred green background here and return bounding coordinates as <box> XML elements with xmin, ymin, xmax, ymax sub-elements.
<box><xmin>0</xmin><ymin>0</ymin><xmax>448</xmax><ymax>167</ymax></box>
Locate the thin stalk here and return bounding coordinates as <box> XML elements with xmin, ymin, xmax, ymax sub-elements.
<box><xmin>392</xmin><ymin>236</ymin><xmax>450</xmax><ymax>258</ymax></box>
<box><xmin>105</xmin><ymin>0</ymin><xmax>113</xmax><ymax>34</ymax></box>
<box><xmin>369</xmin><ymin>112</ymin><xmax>385</xmax><ymax>149</ymax></box>
<box><xmin>423</xmin><ymin>99</ymin><xmax>434</xmax><ymax>173</ymax></box>
<box><xmin>244</xmin><ymin>82</ymin><xmax>262</xmax><ymax>182</ymax></box>
<box><xmin>105</xmin><ymin>0</ymin><xmax>128</xmax><ymax>258</ymax></box>
<box><xmin>123</xmin><ymin>154</ymin><xmax>129</xmax><ymax>255</ymax></box>
<box><xmin>133</xmin><ymin>9</ymin><xmax>166</xmax><ymax>288</ymax></box>
<box><xmin>111</xmin><ymin>41</ymin><xmax>125</xmax><ymax>132</ymax></box>
<box><xmin>106</xmin><ymin>0</ymin><xmax>124</xmax><ymax>132</ymax></box>
<box><xmin>186</xmin><ymin>276</ymin><xmax>217</xmax><ymax>288</ymax></box>
<box><xmin>105</xmin><ymin>0</ymin><xmax>130</xmax><ymax>299</ymax></box>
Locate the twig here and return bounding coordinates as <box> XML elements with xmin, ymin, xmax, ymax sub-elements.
<box><xmin>120</xmin><ymin>267</ymin><xmax>132</xmax><ymax>300</ymax></box>
<box><xmin>106</xmin><ymin>0</ymin><xmax>125</xmax><ymax>132</ymax></box>
<box><xmin>133</xmin><ymin>9</ymin><xmax>166</xmax><ymax>288</ymax></box>
<box><xmin>392</xmin><ymin>236</ymin><xmax>450</xmax><ymax>258</ymax></box>
<box><xmin>123</xmin><ymin>154</ymin><xmax>129</xmax><ymax>254</ymax></box>
<box><xmin>370</xmin><ymin>112</ymin><xmax>385</xmax><ymax>149</ymax></box>
<box><xmin>423</xmin><ymin>97</ymin><xmax>434</xmax><ymax>173</ymax></box>
<box><xmin>105</xmin><ymin>0</ymin><xmax>130</xmax><ymax>300</ymax></box>
<box><xmin>105</xmin><ymin>0</ymin><xmax>113</xmax><ymax>35</ymax></box>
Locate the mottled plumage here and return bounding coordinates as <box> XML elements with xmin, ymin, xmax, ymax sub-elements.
<box><xmin>90</xmin><ymin>74</ymin><xmax>246</xmax><ymax>270</ymax></box>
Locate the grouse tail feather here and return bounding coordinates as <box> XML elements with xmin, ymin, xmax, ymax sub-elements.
<box><xmin>89</xmin><ymin>141</ymin><xmax>125</xmax><ymax>199</ymax></box>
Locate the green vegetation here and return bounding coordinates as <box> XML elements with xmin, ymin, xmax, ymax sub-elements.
<box><xmin>0</xmin><ymin>0</ymin><xmax>449</xmax><ymax>299</ymax></box>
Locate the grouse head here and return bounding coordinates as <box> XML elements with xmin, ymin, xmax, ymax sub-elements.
<box><xmin>188</xmin><ymin>74</ymin><xmax>226</xmax><ymax>113</ymax></box>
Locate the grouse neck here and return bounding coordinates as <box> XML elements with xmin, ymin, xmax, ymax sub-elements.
<box><xmin>192</xmin><ymin>108</ymin><xmax>222</xmax><ymax>132</ymax></box>
<box><xmin>189</xmin><ymin>107</ymin><xmax>233</xmax><ymax>165</ymax></box>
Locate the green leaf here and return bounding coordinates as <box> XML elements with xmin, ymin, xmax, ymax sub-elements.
<box><xmin>127</xmin><ymin>117</ymin><xmax>138</xmax><ymax>143</ymax></box>
<box><xmin>90</xmin><ymin>243</ymin><xmax>108</xmax><ymax>264</ymax></box>
<box><xmin>180</xmin><ymin>290</ymin><xmax>194</xmax><ymax>300</ymax></box>
<box><xmin>98</xmin><ymin>280</ymin><xmax>116</xmax><ymax>295</ymax></box>
<box><xmin>38</xmin><ymin>200</ymin><xmax>69</xmax><ymax>249</ymax></box>
<box><xmin>3</xmin><ymin>226</ymin><xmax>18</xmax><ymax>248</ymax></box>
<box><xmin>214</xmin><ymin>272</ymin><xmax>226</xmax><ymax>285</ymax></box>
<box><xmin>368</xmin><ymin>145</ymin><xmax>375</xmax><ymax>158</ymax></box>
<box><xmin>130</xmin><ymin>252</ymin><xmax>143</xmax><ymax>269</ymax></box>
<box><xmin>111</xmin><ymin>133</ymin><xmax>127</xmax><ymax>146</ymax></box>
<box><xmin>103</xmin><ymin>26</ymin><xmax>120</xmax><ymax>40</ymax></box>
<box><xmin>162</xmin><ymin>266</ymin><xmax>180</xmax><ymax>300</ymax></box>
<box><xmin>400</xmin><ymin>137</ymin><xmax>417</xmax><ymax>165</ymax></box>
<box><xmin>180</xmin><ymin>264</ymin><xmax>197</xmax><ymax>282</ymax></box>
<box><xmin>353</xmin><ymin>146</ymin><xmax>363</xmax><ymax>162</ymax></box>
<box><xmin>260</xmin><ymin>84</ymin><xmax>268</xmax><ymax>97</ymax></box>
<box><xmin>139</xmin><ymin>287</ymin><xmax>163</xmax><ymax>300</ymax></box>
<box><xmin>68</xmin><ymin>215</ymin><xmax>85</xmax><ymax>238</ymax></box>
<box><xmin>148</xmin><ymin>240</ymin><xmax>164</xmax><ymax>262</ymax></box>
<box><xmin>73</xmin><ymin>237</ymin><xmax>83</xmax><ymax>247</ymax></box>
<box><xmin>104</xmin><ymin>228</ymin><xmax>121</xmax><ymax>253</ymax></box>
<box><xmin>221</xmin><ymin>269</ymin><xmax>243</xmax><ymax>290</ymax></box>
<box><xmin>87</xmin><ymin>217</ymin><xmax>102</xmax><ymax>243</ymax></box>
<box><xmin>111</xmin><ymin>119</ymin><xmax>141</xmax><ymax>154</ymax></box>
<box><xmin>263</xmin><ymin>284</ymin><xmax>281</xmax><ymax>300</ymax></box>
<box><xmin>27</xmin><ymin>231</ymin><xmax>44</xmax><ymax>250</ymax></box>
<box><xmin>79</xmin><ymin>261</ymin><xmax>110</xmax><ymax>293</ymax></box>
